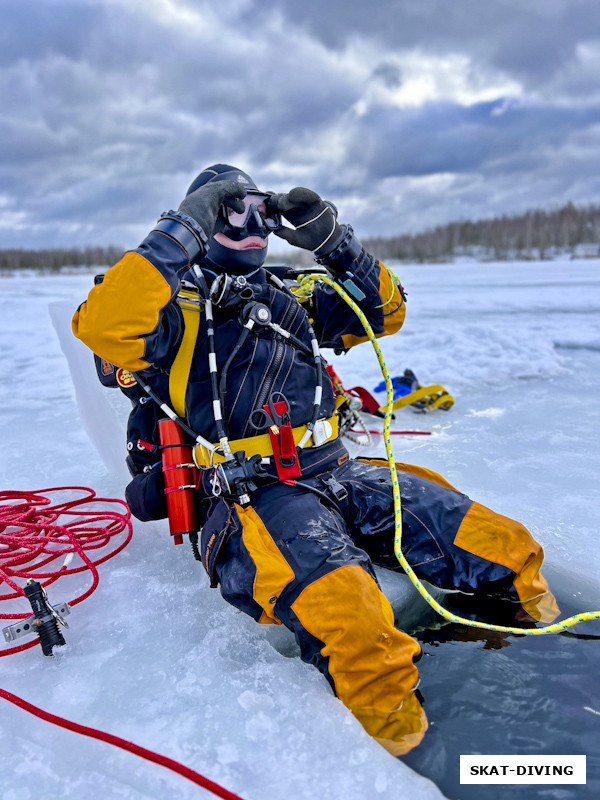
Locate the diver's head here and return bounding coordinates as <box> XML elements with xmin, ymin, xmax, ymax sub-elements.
<box><xmin>186</xmin><ymin>164</ymin><xmax>277</xmax><ymax>275</ymax></box>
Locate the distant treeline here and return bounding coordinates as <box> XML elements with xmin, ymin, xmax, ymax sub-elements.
<box><xmin>0</xmin><ymin>245</ymin><xmax>124</xmax><ymax>272</ymax></box>
<box><xmin>362</xmin><ymin>202</ymin><xmax>600</xmax><ymax>263</ymax></box>
<box><xmin>2</xmin><ymin>202</ymin><xmax>600</xmax><ymax>271</ymax></box>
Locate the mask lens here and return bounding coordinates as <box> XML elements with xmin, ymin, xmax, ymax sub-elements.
<box><xmin>226</xmin><ymin>194</ymin><xmax>269</xmax><ymax>228</ymax></box>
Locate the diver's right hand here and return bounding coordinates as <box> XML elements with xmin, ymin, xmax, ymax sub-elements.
<box><xmin>178</xmin><ymin>181</ymin><xmax>246</xmax><ymax>239</ymax></box>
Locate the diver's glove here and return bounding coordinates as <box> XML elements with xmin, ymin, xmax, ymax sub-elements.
<box><xmin>267</xmin><ymin>187</ymin><xmax>345</xmax><ymax>256</ymax></box>
<box><xmin>154</xmin><ymin>181</ymin><xmax>248</xmax><ymax>262</ymax></box>
<box><xmin>178</xmin><ymin>180</ymin><xmax>246</xmax><ymax>239</ymax></box>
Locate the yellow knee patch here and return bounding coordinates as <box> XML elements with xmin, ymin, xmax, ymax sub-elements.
<box><xmin>454</xmin><ymin>501</ymin><xmax>559</xmax><ymax>622</ymax></box>
<box><xmin>292</xmin><ymin>564</ymin><xmax>426</xmax><ymax>750</ymax></box>
<box><xmin>514</xmin><ymin>552</ymin><xmax>560</xmax><ymax>622</ymax></box>
<box><xmin>237</xmin><ymin>504</ymin><xmax>295</xmax><ymax>625</ymax></box>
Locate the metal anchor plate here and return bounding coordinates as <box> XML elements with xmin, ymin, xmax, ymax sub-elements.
<box><xmin>2</xmin><ymin>603</ymin><xmax>71</xmax><ymax>643</ymax></box>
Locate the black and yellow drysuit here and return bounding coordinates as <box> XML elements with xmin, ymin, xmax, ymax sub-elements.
<box><xmin>73</xmin><ymin>167</ymin><xmax>558</xmax><ymax>756</ymax></box>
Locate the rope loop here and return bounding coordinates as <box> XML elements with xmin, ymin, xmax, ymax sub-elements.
<box><xmin>298</xmin><ymin>273</ymin><xmax>600</xmax><ymax>636</ymax></box>
<box><xmin>0</xmin><ymin>487</ymin><xmax>133</xmax><ymax>656</ymax></box>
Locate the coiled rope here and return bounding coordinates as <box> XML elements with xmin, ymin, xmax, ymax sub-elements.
<box><xmin>298</xmin><ymin>273</ymin><xmax>600</xmax><ymax>635</ymax></box>
<box><xmin>0</xmin><ymin>487</ymin><xmax>132</xmax><ymax>656</ymax></box>
<box><xmin>0</xmin><ymin>488</ymin><xmax>247</xmax><ymax>799</ymax></box>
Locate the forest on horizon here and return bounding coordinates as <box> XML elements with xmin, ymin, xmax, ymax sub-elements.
<box><xmin>362</xmin><ymin>201</ymin><xmax>600</xmax><ymax>263</ymax></box>
<box><xmin>1</xmin><ymin>201</ymin><xmax>600</xmax><ymax>271</ymax></box>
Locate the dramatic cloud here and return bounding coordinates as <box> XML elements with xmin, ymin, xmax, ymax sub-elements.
<box><xmin>2</xmin><ymin>0</ymin><xmax>600</xmax><ymax>249</ymax></box>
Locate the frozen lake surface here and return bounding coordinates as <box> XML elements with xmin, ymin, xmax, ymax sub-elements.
<box><xmin>1</xmin><ymin>258</ymin><xmax>599</xmax><ymax>800</ymax></box>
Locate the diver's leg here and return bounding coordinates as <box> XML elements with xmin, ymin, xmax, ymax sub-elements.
<box><xmin>208</xmin><ymin>482</ymin><xmax>427</xmax><ymax>754</ymax></box>
<box><xmin>332</xmin><ymin>458</ymin><xmax>559</xmax><ymax>623</ymax></box>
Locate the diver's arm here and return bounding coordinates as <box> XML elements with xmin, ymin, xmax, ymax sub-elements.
<box><xmin>72</xmin><ymin>225</ymin><xmax>200</xmax><ymax>371</ymax></box>
<box><xmin>267</xmin><ymin>187</ymin><xmax>406</xmax><ymax>351</ymax></box>
<box><xmin>311</xmin><ymin>226</ymin><xmax>406</xmax><ymax>350</ymax></box>
<box><xmin>72</xmin><ymin>181</ymin><xmax>245</xmax><ymax>370</ymax></box>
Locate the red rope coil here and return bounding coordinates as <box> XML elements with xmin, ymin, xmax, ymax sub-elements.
<box><xmin>0</xmin><ymin>486</ymin><xmax>133</xmax><ymax>656</ymax></box>
<box><xmin>0</xmin><ymin>489</ymin><xmax>248</xmax><ymax>800</ymax></box>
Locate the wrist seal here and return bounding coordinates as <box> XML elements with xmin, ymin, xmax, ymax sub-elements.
<box><xmin>153</xmin><ymin>210</ymin><xmax>209</xmax><ymax>261</ymax></box>
<box><xmin>314</xmin><ymin>225</ymin><xmax>363</xmax><ymax>273</ymax></box>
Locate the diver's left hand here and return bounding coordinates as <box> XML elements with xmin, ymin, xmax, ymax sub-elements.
<box><xmin>267</xmin><ymin>187</ymin><xmax>343</xmax><ymax>255</ymax></box>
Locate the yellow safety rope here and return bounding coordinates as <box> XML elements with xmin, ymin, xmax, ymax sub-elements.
<box><xmin>298</xmin><ymin>273</ymin><xmax>600</xmax><ymax>636</ymax></box>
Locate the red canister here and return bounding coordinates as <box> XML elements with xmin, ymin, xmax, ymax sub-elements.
<box><xmin>158</xmin><ymin>419</ymin><xmax>198</xmax><ymax>545</ymax></box>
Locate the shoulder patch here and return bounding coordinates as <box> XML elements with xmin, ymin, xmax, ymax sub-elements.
<box><xmin>116</xmin><ymin>368</ymin><xmax>137</xmax><ymax>388</ymax></box>
<box><xmin>100</xmin><ymin>358</ymin><xmax>115</xmax><ymax>377</ymax></box>
<box><xmin>94</xmin><ymin>354</ymin><xmax>118</xmax><ymax>387</ymax></box>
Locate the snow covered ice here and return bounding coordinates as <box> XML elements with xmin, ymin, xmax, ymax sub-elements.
<box><xmin>1</xmin><ymin>259</ymin><xmax>599</xmax><ymax>799</ymax></box>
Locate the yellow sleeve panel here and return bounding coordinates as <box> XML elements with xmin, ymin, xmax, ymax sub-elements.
<box><xmin>341</xmin><ymin>262</ymin><xmax>406</xmax><ymax>349</ymax></box>
<box><xmin>378</xmin><ymin>262</ymin><xmax>407</xmax><ymax>334</ymax></box>
<box><xmin>72</xmin><ymin>252</ymin><xmax>174</xmax><ymax>371</ymax></box>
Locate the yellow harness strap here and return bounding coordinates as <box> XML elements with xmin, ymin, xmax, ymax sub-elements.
<box><xmin>169</xmin><ymin>290</ymin><xmax>202</xmax><ymax>418</ymax></box>
<box><xmin>194</xmin><ymin>414</ymin><xmax>340</xmax><ymax>466</ymax></box>
<box><xmin>386</xmin><ymin>384</ymin><xmax>454</xmax><ymax>412</ymax></box>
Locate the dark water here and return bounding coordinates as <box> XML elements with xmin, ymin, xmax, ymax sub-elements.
<box><xmin>399</xmin><ymin>565</ymin><xmax>600</xmax><ymax>800</ymax></box>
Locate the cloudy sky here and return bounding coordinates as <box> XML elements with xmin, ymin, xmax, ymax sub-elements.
<box><xmin>2</xmin><ymin>0</ymin><xmax>600</xmax><ymax>251</ymax></box>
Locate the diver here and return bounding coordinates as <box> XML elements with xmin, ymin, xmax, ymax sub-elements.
<box><xmin>72</xmin><ymin>164</ymin><xmax>559</xmax><ymax>756</ymax></box>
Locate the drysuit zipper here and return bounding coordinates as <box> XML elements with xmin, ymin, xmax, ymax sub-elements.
<box><xmin>254</xmin><ymin>338</ymin><xmax>285</xmax><ymax>416</ymax></box>
<box><xmin>251</xmin><ymin>294</ymin><xmax>296</xmax><ymax>422</ymax></box>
